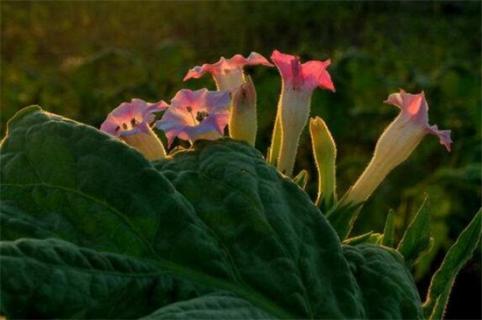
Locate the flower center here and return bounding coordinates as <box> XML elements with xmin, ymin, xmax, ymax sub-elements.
<box><xmin>196</xmin><ymin>111</ymin><xmax>209</xmax><ymax>123</ymax></box>
<box><xmin>185</xmin><ymin>106</ymin><xmax>209</xmax><ymax>125</ymax></box>
<box><xmin>115</xmin><ymin>118</ymin><xmax>138</xmax><ymax>132</ymax></box>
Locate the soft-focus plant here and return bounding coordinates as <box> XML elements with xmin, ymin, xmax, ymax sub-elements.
<box><xmin>0</xmin><ymin>50</ymin><xmax>479</xmax><ymax>320</ymax></box>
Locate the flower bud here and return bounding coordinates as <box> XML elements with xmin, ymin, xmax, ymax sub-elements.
<box><xmin>229</xmin><ymin>76</ymin><xmax>257</xmax><ymax>145</ymax></box>
<box><xmin>310</xmin><ymin>117</ymin><xmax>337</xmax><ymax>207</ymax></box>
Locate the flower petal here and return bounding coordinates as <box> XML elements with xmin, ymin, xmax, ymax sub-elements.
<box><xmin>384</xmin><ymin>89</ymin><xmax>452</xmax><ymax>152</ymax></box>
<box><xmin>183</xmin><ymin>52</ymin><xmax>272</xmax><ymax>82</ymax></box>
<box><xmin>428</xmin><ymin>125</ymin><xmax>452</xmax><ymax>152</ymax></box>
<box><xmin>170</xmin><ymin>89</ymin><xmax>230</xmax><ymax>113</ymax></box>
<box><xmin>385</xmin><ymin>90</ymin><xmax>429</xmax><ymax>126</ymax></box>
<box><xmin>100</xmin><ymin>98</ymin><xmax>167</xmax><ymax>137</ymax></box>
<box><xmin>271</xmin><ymin>50</ymin><xmax>335</xmax><ymax>92</ymax></box>
<box><xmin>302</xmin><ymin>60</ymin><xmax>335</xmax><ymax>92</ymax></box>
<box><xmin>271</xmin><ymin>50</ymin><xmax>297</xmax><ymax>84</ymax></box>
<box><xmin>156</xmin><ymin>89</ymin><xmax>231</xmax><ymax>146</ymax></box>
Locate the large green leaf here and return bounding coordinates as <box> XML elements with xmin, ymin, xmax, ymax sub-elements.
<box><xmin>0</xmin><ymin>107</ymin><xmax>424</xmax><ymax>319</ymax></box>
<box><xmin>140</xmin><ymin>292</ymin><xmax>272</xmax><ymax>319</ymax></box>
<box><xmin>0</xmin><ymin>238</ymin><xmax>207</xmax><ymax>318</ymax></box>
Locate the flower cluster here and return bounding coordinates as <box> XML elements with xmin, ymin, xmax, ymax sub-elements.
<box><xmin>101</xmin><ymin>49</ymin><xmax>451</xmax><ymax>208</ymax></box>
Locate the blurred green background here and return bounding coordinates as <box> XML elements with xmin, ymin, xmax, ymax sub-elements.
<box><xmin>1</xmin><ymin>1</ymin><xmax>480</xmax><ymax>318</ymax></box>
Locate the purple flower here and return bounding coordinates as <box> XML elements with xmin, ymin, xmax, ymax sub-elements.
<box><xmin>156</xmin><ymin>89</ymin><xmax>231</xmax><ymax>147</ymax></box>
<box><xmin>100</xmin><ymin>98</ymin><xmax>168</xmax><ymax>137</ymax></box>
<box><xmin>100</xmin><ymin>98</ymin><xmax>168</xmax><ymax>160</ymax></box>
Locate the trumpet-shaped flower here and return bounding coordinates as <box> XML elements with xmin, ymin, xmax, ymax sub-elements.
<box><xmin>183</xmin><ymin>52</ymin><xmax>273</xmax><ymax>91</ymax></box>
<box><xmin>343</xmin><ymin>90</ymin><xmax>452</xmax><ymax>205</ymax></box>
<box><xmin>101</xmin><ymin>99</ymin><xmax>167</xmax><ymax>136</ymax></box>
<box><xmin>269</xmin><ymin>50</ymin><xmax>335</xmax><ymax>176</ymax></box>
<box><xmin>100</xmin><ymin>99</ymin><xmax>168</xmax><ymax>160</ymax></box>
<box><xmin>156</xmin><ymin>89</ymin><xmax>230</xmax><ymax>147</ymax></box>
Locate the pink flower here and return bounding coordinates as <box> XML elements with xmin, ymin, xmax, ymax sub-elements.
<box><xmin>269</xmin><ymin>50</ymin><xmax>335</xmax><ymax>176</ymax></box>
<box><xmin>183</xmin><ymin>52</ymin><xmax>273</xmax><ymax>91</ymax></box>
<box><xmin>343</xmin><ymin>90</ymin><xmax>452</xmax><ymax>205</ymax></box>
<box><xmin>156</xmin><ymin>89</ymin><xmax>230</xmax><ymax>147</ymax></box>
<box><xmin>100</xmin><ymin>98</ymin><xmax>168</xmax><ymax>137</ymax></box>
<box><xmin>384</xmin><ymin>90</ymin><xmax>452</xmax><ymax>151</ymax></box>
<box><xmin>100</xmin><ymin>98</ymin><xmax>168</xmax><ymax>160</ymax></box>
<box><xmin>270</xmin><ymin>50</ymin><xmax>335</xmax><ymax>92</ymax></box>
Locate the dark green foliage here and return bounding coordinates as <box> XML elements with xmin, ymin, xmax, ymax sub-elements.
<box><xmin>0</xmin><ymin>107</ymin><xmax>424</xmax><ymax>319</ymax></box>
<box><xmin>343</xmin><ymin>245</ymin><xmax>423</xmax><ymax>319</ymax></box>
<box><xmin>398</xmin><ymin>197</ymin><xmax>432</xmax><ymax>266</ymax></box>
<box><xmin>2</xmin><ymin>5</ymin><xmax>480</xmax><ymax>301</ymax></box>
<box><xmin>422</xmin><ymin>209</ymin><xmax>482</xmax><ymax>319</ymax></box>
<box><xmin>382</xmin><ymin>209</ymin><xmax>396</xmax><ymax>247</ymax></box>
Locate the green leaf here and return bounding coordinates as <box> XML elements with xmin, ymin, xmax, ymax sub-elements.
<box><xmin>292</xmin><ymin>169</ymin><xmax>309</xmax><ymax>190</ymax></box>
<box><xmin>0</xmin><ymin>107</ymin><xmax>425</xmax><ymax>319</ymax></box>
<box><xmin>343</xmin><ymin>231</ymin><xmax>374</xmax><ymax>246</ymax></box>
<box><xmin>140</xmin><ymin>292</ymin><xmax>273</xmax><ymax>320</ymax></box>
<box><xmin>343</xmin><ymin>245</ymin><xmax>423</xmax><ymax>319</ymax></box>
<box><xmin>0</xmin><ymin>238</ymin><xmax>206</xmax><ymax>318</ymax></box>
<box><xmin>397</xmin><ymin>196</ymin><xmax>431</xmax><ymax>266</ymax></box>
<box><xmin>422</xmin><ymin>209</ymin><xmax>482</xmax><ymax>319</ymax></box>
<box><xmin>326</xmin><ymin>201</ymin><xmax>363</xmax><ymax>239</ymax></box>
<box><xmin>382</xmin><ymin>209</ymin><xmax>396</xmax><ymax>247</ymax></box>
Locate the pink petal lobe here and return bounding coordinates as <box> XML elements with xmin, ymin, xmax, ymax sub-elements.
<box><xmin>384</xmin><ymin>92</ymin><xmax>404</xmax><ymax>109</ymax></box>
<box><xmin>301</xmin><ymin>60</ymin><xmax>335</xmax><ymax>92</ymax></box>
<box><xmin>428</xmin><ymin>125</ymin><xmax>452</xmax><ymax>152</ymax></box>
<box><xmin>271</xmin><ymin>50</ymin><xmax>335</xmax><ymax>92</ymax></box>
<box><xmin>385</xmin><ymin>90</ymin><xmax>428</xmax><ymax>124</ymax></box>
<box><xmin>271</xmin><ymin>50</ymin><xmax>297</xmax><ymax>84</ymax></box>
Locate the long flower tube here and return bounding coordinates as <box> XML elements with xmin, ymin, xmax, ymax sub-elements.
<box><xmin>342</xmin><ymin>90</ymin><xmax>452</xmax><ymax>205</ymax></box>
<box><xmin>270</xmin><ymin>50</ymin><xmax>335</xmax><ymax>176</ymax></box>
